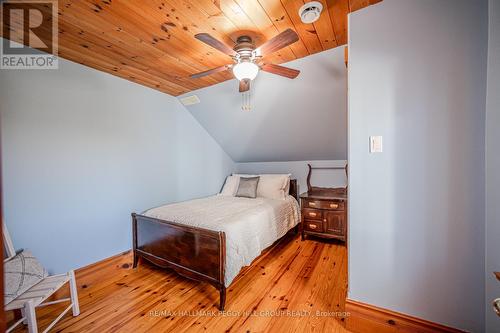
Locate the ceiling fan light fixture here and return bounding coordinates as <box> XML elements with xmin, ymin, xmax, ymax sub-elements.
<box><xmin>299</xmin><ymin>1</ymin><xmax>323</xmax><ymax>24</ymax></box>
<box><xmin>233</xmin><ymin>61</ymin><xmax>259</xmax><ymax>81</ymax></box>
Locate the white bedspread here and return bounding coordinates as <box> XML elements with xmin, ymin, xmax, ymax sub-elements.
<box><xmin>143</xmin><ymin>195</ymin><xmax>300</xmax><ymax>286</ymax></box>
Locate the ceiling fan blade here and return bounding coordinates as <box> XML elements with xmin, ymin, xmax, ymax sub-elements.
<box><xmin>261</xmin><ymin>63</ymin><xmax>300</xmax><ymax>79</ymax></box>
<box><xmin>255</xmin><ymin>29</ymin><xmax>299</xmax><ymax>56</ymax></box>
<box><xmin>239</xmin><ymin>79</ymin><xmax>250</xmax><ymax>92</ymax></box>
<box><xmin>190</xmin><ymin>64</ymin><xmax>232</xmax><ymax>78</ymax></box>
<box><xmin>195</xmin><ymin>33</ymin><xmax>237</xmax><ymax>57</ymax></box>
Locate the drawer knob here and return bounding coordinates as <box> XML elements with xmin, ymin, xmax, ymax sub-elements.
<box><xmin>323</xmin><ymin>219</ymin><xmax>327</xmax><ymax>222</ymax></box>
<box><xmin>309</xmin><ymin>224</ymin><xmax>317</xmax><ymax>230</ymax></box>
<box><xmin>308</xmin><ymin>202</ymin><xmax>316</xmax><ymax>207</ymax></box>
<box><xmin>330</xmin><ymin>203</ymin><xmax>339</xmax><ymax>209</ymax></box>
<box><xmin>309</xmin><ymin>212</ymin><xmax>317</xmax><ymax>217</ymax></box>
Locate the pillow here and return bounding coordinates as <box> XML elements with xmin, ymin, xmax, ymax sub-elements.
<box><xmin>257</xmin><ymin>174</ymin><xmax>290</xmax><ymax>200</ymax></box>
<box><xmin>220</xmin><ymin>175</ymin><xmax>239</xmax><ymax>196</ymax></box>
<box><xmin>4</xmin><ymin>250</ymin><xmax>48</xmax><ymax>305</ymax></box>
<box><xmin>234</xmin><ymin>174</ymin><xmax>291</xmax><ymax>200</ymax></box>
<box><xmin>235</xmin><ymin>176</ymin><xmax>260</xmax><ymax>198</ymax></box>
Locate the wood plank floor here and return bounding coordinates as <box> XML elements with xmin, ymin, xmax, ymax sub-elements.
<box><xmin>9</xmin><ymin>233</ymin><xmax>349</xmax><ymax>333</ymax></box>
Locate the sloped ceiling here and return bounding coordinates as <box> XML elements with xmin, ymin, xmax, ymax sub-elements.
<box><xmin>0</xmin><ymin>0</ymin><xmax>380</xmax><ymax>96</ymax></box>
<box><xmin>179</xmin><ymin>46</ymin><xmax>347</xmax><ymax>163</ymax></box>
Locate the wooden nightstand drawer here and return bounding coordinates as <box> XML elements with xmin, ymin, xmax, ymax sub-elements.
<box><xmin>300</xmin><ymin>191</ymin><xmax>347</xmax><ymax>243</ymax></box>
<box><xmin>303</xmin><ymin>208</ymin><xmax>322</xmax><ymax>220</ymax></box>
<box><xmin>324</xmin><ymin>201</ymin><xmax>344</xmax><ymax>210</ymax></box>
<box><xmin>304</xmin><ymin>200</ymin><xmax>321</xmax><ymax>209</ymax></box>
<box><xmin>304</xmin><ymin>200</ymin><xmax>344</xmax><ymax>211</ymax></box>
<box><xmin>304</xmin><ymin>220</ymin><xmax>323</xmax><ymax>232</ymax></box>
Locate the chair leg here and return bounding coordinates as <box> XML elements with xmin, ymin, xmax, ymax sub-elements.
<box><xmin>24</xmin><ymin>300</ymin><xmax>38</xmax><ymax>333</ymax></box>
<box><xmin>69</xmin><ymin>270</ymin><xmax>80</xmax><ymax>316</ymax></box>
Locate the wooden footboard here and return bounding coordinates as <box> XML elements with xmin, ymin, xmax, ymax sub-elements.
<box><xmin>132</xmin><ymin>213</ymin><xmax>226</xmax><ymax>310</ymax></box>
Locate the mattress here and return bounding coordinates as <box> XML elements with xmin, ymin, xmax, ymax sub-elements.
<box><xmin>143</xmin><ymin>195</ymin><xmax>300</xmax><ymax>286</ymax></box>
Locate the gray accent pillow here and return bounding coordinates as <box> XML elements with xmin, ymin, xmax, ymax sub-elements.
<box><xmin>4</xmin><ymin>250</ymin><xmax>48</xmax><ymax>305</ymax></box>
<box><xmin>235</xmin><ymin>176</ymin><xmax>260</xmax><ymax>198</ymax></box>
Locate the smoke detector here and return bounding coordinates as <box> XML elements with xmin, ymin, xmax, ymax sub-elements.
<box><xmin>299</xmin><ymin>1</ymin><xmax>323</xmax><ymax>24</ymax></box>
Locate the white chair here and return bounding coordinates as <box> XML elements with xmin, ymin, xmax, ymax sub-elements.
<box><xmin>3</xmin><ymin>223</ymin><xmax>80</xmax><ymax>333</ymax></box>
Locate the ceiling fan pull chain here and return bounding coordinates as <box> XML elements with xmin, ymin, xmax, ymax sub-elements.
<box><xmin>242</xmin><ymin>90</ymin><xmax>252</xmax><ymax>111</ymax></box>
<box><xmin>241</xmin><ymin>91</ymin><xmax>247</xmax><ymax>111</ymax></box>
<box><xmin>249</xmin><ymin>88</ymin><xmax>253</xmax><ymax>111</ymax></box>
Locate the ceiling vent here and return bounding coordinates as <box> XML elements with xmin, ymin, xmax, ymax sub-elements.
<box><xmin>298</xmin><ymin>1</ymin><xmax>323</xmax><ymax>24</ymax></box>
<box><xmin>180</xmin><ymin>95</ymin><xmax>200</xmax><ymax>106</ymax></box>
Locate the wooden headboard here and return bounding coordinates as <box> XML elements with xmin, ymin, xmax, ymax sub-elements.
<box><xmin>289</xmin><ymin>179</ymin><xmax>298</xmax><ymax>202</ymax></box>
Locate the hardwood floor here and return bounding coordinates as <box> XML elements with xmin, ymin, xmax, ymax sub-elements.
<box><xmin>9</xmin><ymin>233</ymin><xmax>348</xmax><ymax>333</ymax></box>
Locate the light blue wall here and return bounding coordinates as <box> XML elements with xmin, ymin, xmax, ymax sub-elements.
<box><xmin>486</xmin><ymin>0</ymin><xmax>500</xmax><ymax>330</ymax></box>
<box><xmin>235</xmin><ymin>160</ymin><xmax>347</xmax><ymax>196</ymax></box>
<box><xmin>348</xmin><ymin>1</ymin><xmax>487</xmax><ymax>331</ymax></box>
<box><xmin>179</xmin><ymin>47</ymin><xmax>347</xmax><ymax>163</ymax></box>
<box><xmin>0</xmin><ymin>54</ymin><xmax>234</xmax><ymax>274</ymax></box>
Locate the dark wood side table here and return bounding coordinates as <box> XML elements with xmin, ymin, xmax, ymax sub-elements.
<box><xmin>300</xmin><ymin>190</ymin><xmax>347</xmax><ymax>242</ymax></box>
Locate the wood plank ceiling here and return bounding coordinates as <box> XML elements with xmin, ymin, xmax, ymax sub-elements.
<box><xmin>2</xmin><ymin>0</ymin><xmax>381</xmax><ymax>96</ymax></box>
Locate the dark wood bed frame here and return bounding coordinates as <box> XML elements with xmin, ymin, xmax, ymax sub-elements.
<box><xmin>132</xmin><ymin>179</ymin><xmax>298</xmax><ymax>310</ymax></box>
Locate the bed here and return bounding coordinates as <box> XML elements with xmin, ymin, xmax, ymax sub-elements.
<box><xmin>131</xmin><ymin>179</ymin><xmax>299</xmax><ymax>310</ymax></box>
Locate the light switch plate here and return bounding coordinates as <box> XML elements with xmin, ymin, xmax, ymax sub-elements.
<box><xmin>370</xmin><ymin>136</ymin><xmax>383</xmax><ymax>153</ymax></box>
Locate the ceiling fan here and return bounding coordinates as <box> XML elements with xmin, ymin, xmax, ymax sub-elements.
<box><xmin>190</xmin><ymin>29</ymin><xmax>301</xmax><ymax>92</ymax></box>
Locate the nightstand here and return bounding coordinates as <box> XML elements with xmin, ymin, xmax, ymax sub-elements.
<box><xmin>300</xmin><ymin>190</ymin><xmax>347</xmax><ymax>242</ymax></box>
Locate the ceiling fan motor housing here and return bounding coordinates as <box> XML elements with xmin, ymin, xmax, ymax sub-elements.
<box><xmin>234</xmin><ymin>36</ymin><xmax>255</xmax><ymax>60</ymax></box>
